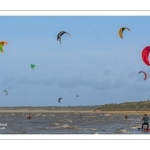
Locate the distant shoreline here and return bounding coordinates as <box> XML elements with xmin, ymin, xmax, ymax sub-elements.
<box><xmin>0</xmin><ymin>108</ymin><xmax>149</xmax><ymax>114</ymax></box>
<box><xmin>0</xmin><ymin>109</ymin><xmax>93</xmax><ymax>113</ymax></box>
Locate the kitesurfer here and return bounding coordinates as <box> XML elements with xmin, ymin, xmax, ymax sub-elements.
<box><xmin>142</xmin><ymin>114</ymin><xmax>149</xmax><ymax>130</ymax></box>
<box><xmin>125</xmin><ymin>115</ymin><xmax>128</xmax><ymax>119</ymax></box>
<box><xmin>27</xmin><ymin>115</ymin><xmax>31</xmax><ymax>119</ymax></box>
<box><xmin>79</xmin><ymin>113</ymin><xmax>82</xmax><ymax>118</ymax></box>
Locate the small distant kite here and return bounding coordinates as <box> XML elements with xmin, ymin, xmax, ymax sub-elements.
<box><xmin>142</xmin><ymin>46</ymin><xmax>150</xmax><ymax>66</ymax></box>
<box><xmin>118</xmin><ymin>27</ymin><xmax>130</xmax><ymax>39</ymax></box>
<box><xmin>58</xmin><ymin>97</ymin><xmax>62</xmax><ymax>103</ymax></box>
<box><xmin>31</xmin><ymin>64</ymin><xmax>35</xmax><ymax>70</ymax></box>
<box><xmin>0</xmin><ymin>41</ymin><xmax>8</xmax><ymax>53</ymax></box>
<box><xmin>76</xmin><ymin>95</ymin><xmax>79</xmax><ymax>100</ymax></box>
<box><xmin>3</xmin><ymin>90</ymin><xmax>8</xmax><ymax>95</ymax></box>
<box><xmin>57</xmin><ymin>31</ymin><xmax>71</xmax><ymax>43</ymax></box>
<box><xmin>138</xmin><ymin>71</ymin><xmax>147</xmax><ymax>80</ymax></box>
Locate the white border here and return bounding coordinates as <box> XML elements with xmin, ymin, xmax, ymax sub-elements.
<box><xmin>0</xmin><ymin>0</ymin><xmax>149</xmax><ymax>147</ymax></box>
<box><xmin>0</xmin><ymin>11</ymin><xmax>150</xmax><ymax>16</ymax></box>
<box><xmin>0</xmin><ymin>134</ymin><xmax>149</xmax><ymax>140</ymax></box>
<box><xmin>0</xmin><ymin>0</ymin><xmax>149</xmax><ymax>11</ymax></box>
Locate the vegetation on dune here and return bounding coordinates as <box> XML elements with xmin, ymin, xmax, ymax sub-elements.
<box><xmin>94</xmin><ymin>100</ymin><xmax>150</xmax><ymax>111</ymax></box>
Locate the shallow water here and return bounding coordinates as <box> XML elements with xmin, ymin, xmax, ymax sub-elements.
<box><xmin>0</xmin><ymin>112</ymin><xmax>149</xmax><ymax>134</ymax></box>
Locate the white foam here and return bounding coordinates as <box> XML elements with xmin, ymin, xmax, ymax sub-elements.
<box><xmin>35</xmin><ymin>113</ymin><xmax>41</xmax><ymax>116</ymax></box>
<box><xmin>104</xmin><ymin>114</ymin><xmax>110</xmax><ymax>116</ymax></box>
<box><xmin>119</xmin><ymin>129</ymin><xmax>130</xmax><ymax>133</ymax></box>
<box><xmin>54</xmin><ymin>123</ymin><xmax>59</xmax><ymax>126</ymax></box>
<box><xmin>131</xmin><ymin>126</ymin><xmax>141</xmax><ymax>129</ymax></box>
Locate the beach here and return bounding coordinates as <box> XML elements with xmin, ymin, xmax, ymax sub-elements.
<box><xmin>0</xmin><ymin>107</ymin><xmax>149</xmax><ymax>115</ymax></box>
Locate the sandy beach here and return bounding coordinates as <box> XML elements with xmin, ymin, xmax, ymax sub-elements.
<box><xmin>0</xmin><ymin>108</ymin><xmax>149</xmax><ymax>114</ymax></box>
<box><xmin>0</xmin><ymin>107</ymin><xmax>94</xmax><ymax>113</ymax></box>
<box><xmin>94</xmin><ymin>110</ymin><xmax>150</xmax><ymax>115</ymax></box>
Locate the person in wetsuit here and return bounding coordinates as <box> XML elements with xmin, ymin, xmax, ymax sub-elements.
<box><xmin>125</xmin><ymin>115</ymin><xmax>128</xmax><ymax>119</ymax></box>
<box><xmin>27</xmin><ymin>115</ymin><xmax>31</xmax><ymax>119</ymax></box>
<box><xmin>142</xmin><ymin>114</ymin><xmax>149</xmax><ymax>130</ymax></box>
<box><xmin>79</xmin><ymin>113</ymin><xmax>82</xmax><ymax>118</ymax></box>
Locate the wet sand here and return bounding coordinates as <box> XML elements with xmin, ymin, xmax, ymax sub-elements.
<box><xmin>0</xmin><ymin>108</ymin><xmax>149</xmax><ymax>114</ymax></box>
<box><xmin>0</xmin><ymin>107</ymin><xmax>94</xmax><ymax>113</ymax></box>
<box><xmin>95</xmin><ymin>110</ymin><xmax>150</xmax><ymax>115</ymax></box>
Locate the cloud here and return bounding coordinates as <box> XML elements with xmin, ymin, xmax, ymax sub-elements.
<box><xmin>57</xmin><ymin>74</ymin><xmax>126</xmax><ymax>91</ymax></box>
<box><xmin>58</xmin><ymin>75</ymin><xmax>98</xmax><ymax>88</ymax></box>
<box><xmin>16</xmin><ymin>77</ymin><xmax>56</xmax><ymax>86</ymax></box>
<box><xmin>95</xmin><ymin>78</ymin><xmax>125</xmax><ymax>90</ymax></box>
<box><xmin>0</xmin><ymin>76</ymin><xmax>56</xmax><ymax>90</ymax></box>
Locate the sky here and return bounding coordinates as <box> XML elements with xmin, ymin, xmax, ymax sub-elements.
<box><xmin>1</xmin><ymin>16</ymin><xmax>150</xmax><ymax>106</ymax></box>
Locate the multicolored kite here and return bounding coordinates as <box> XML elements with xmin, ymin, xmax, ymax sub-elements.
<box><xmin>118</xmin><ymin>27</ymin><xmax>130</xmax><ymax>39</ymax></box>
<box><xmin>138</xmin><ymin>71</ymin><xmax>147</xmax><ymax>80</ymax></box>
<box><xmin>0</xmin><ymin>41</ymin><xmax>8</xmax><ymax>53</ymax></box>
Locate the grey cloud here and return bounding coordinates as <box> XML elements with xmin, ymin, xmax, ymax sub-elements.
<box><xmin>58</xmin><ymin>75</ymin><xmax>98</xmax><ymax>88</ymax></box>
<box><xmin>58</xmin><ymin>74</ymin><xmax>125</xmax><ymax>90</ymax></box>
<box><xmin>16</xmin><ymin>77</ymin><xmax>56</xmax><ymax>86</ymax></box>
<box><xmin>0</xmin><ymin>76</ymin><xmax>56</xmax><ymax>89</ymax></box>
<box><xmin>0</xmin><ymin>77</ymin><xmax>15</xmax><ymax>86</ymax></box>
<box><xmin>95</xmin><ymin>79</ymin><xmax>125</xmax><ymax>90</ymax></box>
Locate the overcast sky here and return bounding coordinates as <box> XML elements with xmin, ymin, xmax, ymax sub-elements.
<box><xmin>0</xmin><ymin>16</ymin><xmax>150</xmax><ymax>106</ymax></box>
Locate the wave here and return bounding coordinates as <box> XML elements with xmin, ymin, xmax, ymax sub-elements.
<box><xmin>11</xmin><ymin>113</ymin><xmax>15</xmax><ymax>115</ymax></box>
<box><xmin>83</xmin><ymin>128</ymin><xmax>97</xmax><ymax>131</ymax></box>
<box><xmin>131</xmin><ymin>126</ymin><xmax>141</xmax><ymax>129</ymax></box>
<box><xmin>118</xmin><ymin>129</ymin><xmax>130</xmax><ymax>134</ymax></box>
<box><xmin>60</xmin><ymin>124</ymin><xmax>78</xmax><ymax>129</ymax></box>
<box><xmin>104</xmin><ymin>114</ymin><xmax>110</xmax><ymax>116</ymax></box>
<box><xmin>35</xmin><ymin>113</ymin><xmax>41</xmax><ymax>116</ymax></box>
<box><xmin>50</xmin><ymin>114</ymin><xmax>55</xmax><ymax>116</ymax></box>
<box><xmin>109</xmin><ymin>117</ymin><xmax>114</xmax><ymax>119</ymax></box>
<box><xmin>53</xmin><ymin>123</ymin><xmax>59</xmax><ymax>126</ymax></box>
<box><xmin>88</xmin><ymin>116</ymin><xmax>96</xmax><ymax>118</ymax></box>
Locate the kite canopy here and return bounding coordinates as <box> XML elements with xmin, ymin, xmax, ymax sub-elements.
<box><xmin>58</xmin><ymin>97</ymin><xmax>62</xmax><ymax>103</ymax></box>
<box><xmin>138</xmin><ymin>71</ymin><xmax>147</xmax><ymax>80</ymax></box>
<box><xmin>142</xmin><ymin>46</ymin><xmax>150</xmax><ymax>66</ymax></box>
<box><xmin>0</xmin><ymin>41</ymin><xmax>8</xmax><ymax>53</ymax></box>
<box><xmin>0</xmin><ymin>44</ymin><xmax>3</xmax><ymax>52</ymax></box>
<box><xmin>3</xmin><ymin>90</ymin><xmax>8</xmax><ymax>95</ymax></box>
<box><xmin>76</xmin><ymin>95</ymin><xmax>79</xmax><ymax>100</ymax></box>
<box><xmin>118</xmin><ymin>27</ymin><xmax>130</xmax><ymax>39</ymax></box>
<box><xmin>57</xmin><ymin>31</ymin><xmax>71</xmax><ymax>43</ymax></box>
<box><xmin>31</xmin><ymin>64</ymin><xmax>35</xmax><ymax>70</ymax></box>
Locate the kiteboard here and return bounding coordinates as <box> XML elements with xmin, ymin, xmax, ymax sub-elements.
<box><xmin>138</xmin><ymin>128</ymin><xmax>150</xmax><ymax>131</ymax></box>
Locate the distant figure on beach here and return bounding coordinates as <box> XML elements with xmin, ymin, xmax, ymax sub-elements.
<box><xmin>142</xmin><ymin>114</ymin><xmax>149</xmax><ymax>130</ymax></box>
<box><xmin>125</xmin><ymin>115</ymin><xmax>128</xmax><ymax>119</ymax></box>
<box><xmin>102</xmin><ymin>113</ymin><xmax>104</xmax><ymax>115</ymax></box>
<box><xmin>26</xmin><ymin>115</ymin><xmax>31</xmax><ymax>119</ymax></box>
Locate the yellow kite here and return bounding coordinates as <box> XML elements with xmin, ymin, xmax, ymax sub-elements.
<box><xmin>118</xmin><ymin>27</ymin><xmax>130</xmax><ymax>39</ymax></box>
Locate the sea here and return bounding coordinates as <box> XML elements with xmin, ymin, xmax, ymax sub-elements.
<box><xmin>0</xmin><ymin>111</ymin><xmax>149</xmax><ymax>134</ymax></box>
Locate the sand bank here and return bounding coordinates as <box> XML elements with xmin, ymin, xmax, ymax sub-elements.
<box><xmin>0</xmin><ymin>109</ymin><xmax>94</xmax><ymax>113</ymax></box>
<box><xmin>94</xmin><ymin>110</ymin><xmax>150</xmax><ymax>115</ymax></box>
<box><xmin>0</xmin><ymin>108</ymin><xmax>149</xmax><ymax>114</ymax></box>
